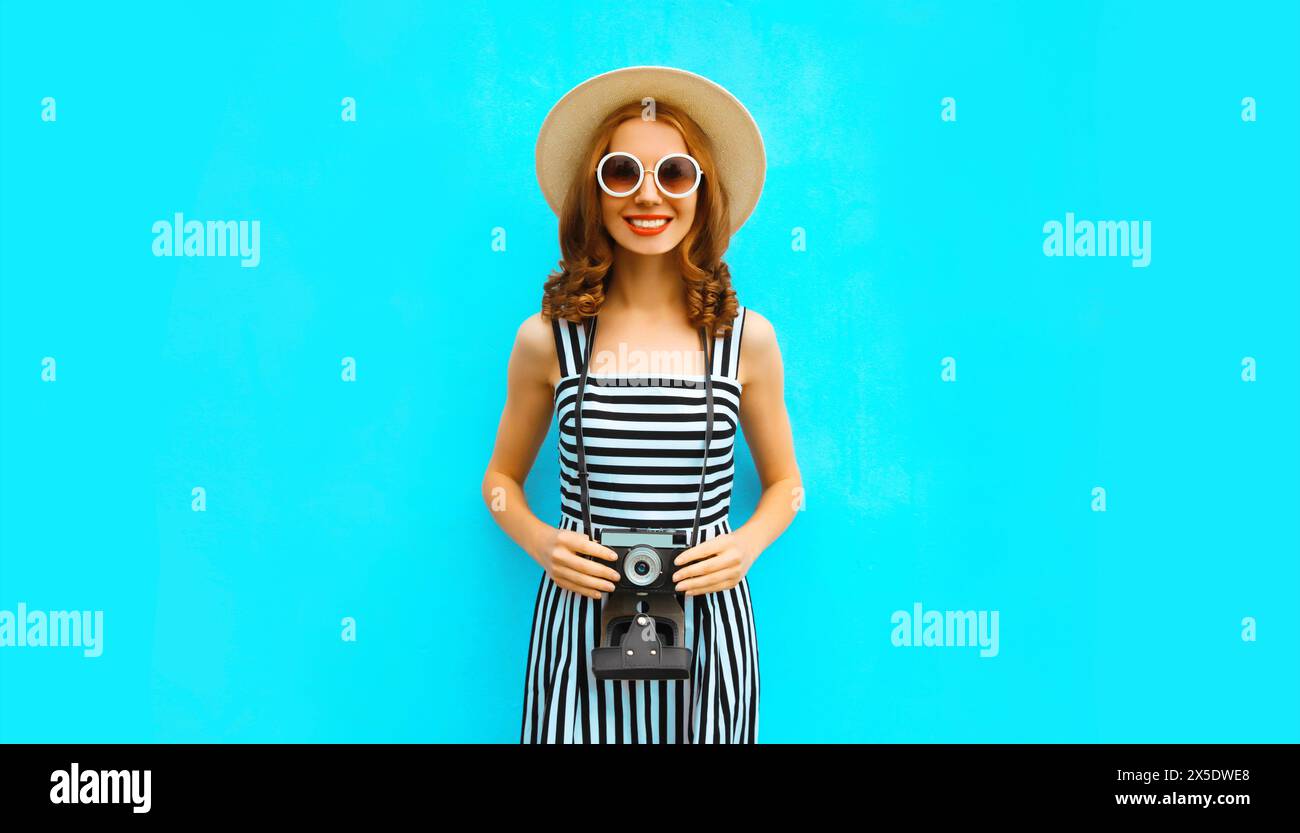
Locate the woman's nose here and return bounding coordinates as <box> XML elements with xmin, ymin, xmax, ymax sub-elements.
<box><xmin>635</xmin><ymin>173</ymin><xmax>662</xmax><ymax>205</ymax></box>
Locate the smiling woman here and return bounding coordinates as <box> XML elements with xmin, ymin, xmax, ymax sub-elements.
<box><xmin>597</xmin><ymin>149</ymin><xmax>703</xmax><ymax>236</ymax></box>
<box><xmin>543</xmin><ymin>97</ymin><xmax>733</xmax><ymax>330</ymax></box>
<box><xmin>482</xmin><ymin>67</ymin><xmax>801</xmax><ymax>744</ymax></box>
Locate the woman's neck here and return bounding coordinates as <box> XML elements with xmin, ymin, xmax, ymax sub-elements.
<box><xmin>604</xmin><ymin>248</ymin><xmax>687</xmax><ymax>319</ymax></box>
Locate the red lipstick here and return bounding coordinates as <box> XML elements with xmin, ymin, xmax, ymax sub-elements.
<box><xmin>623</xmin><ymin>214</ymin><xmax>673</xmax><ymax>236</ymax></box>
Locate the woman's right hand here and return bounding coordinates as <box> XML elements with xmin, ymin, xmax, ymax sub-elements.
<box><xmin>533</xmin><ymin>527</ymin><xmax>621</xmax><ymax>600</ymax></box>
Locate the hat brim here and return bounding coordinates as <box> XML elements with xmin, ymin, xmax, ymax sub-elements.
<box><xmin>535</xmin><ymin>66</ymin><xmax>765</xmax><ymax>235</ymax></box>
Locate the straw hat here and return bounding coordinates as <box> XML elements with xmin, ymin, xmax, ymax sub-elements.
<box><xmin>535</xmin><ymin>66</ymin><xmax>766</xmax><ymax>234</ymax></box>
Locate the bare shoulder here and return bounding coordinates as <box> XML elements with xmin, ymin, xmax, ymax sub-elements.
<box><xmin>512</xmin><ymin>311</ymin><xmax>559</xmax><ymax>386</ymax></box>
<box><xmin>515</xmin><ymin>311</ymin><xmax>553</xmax><ymax>353</ymax></box>
<box><xmin>737</xmin><ymin>307</ymin><xmax>781</xmax><ymax>387</ymax></box>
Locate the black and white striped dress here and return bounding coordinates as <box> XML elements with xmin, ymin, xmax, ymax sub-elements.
<box><xmin>521</xmin><ymin>305</ymin><xmax>760</xmax><ymax>743</ymax></box>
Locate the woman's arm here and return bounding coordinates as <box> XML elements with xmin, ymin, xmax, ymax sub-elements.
<box><xmin>672</xmin><ymin>310</ymin><xmax>802</xmax><ymax>595</ymax></box>
<box><xmin>481</xmin><ymin>313</ymin><xmax>619</xmax><ymax>599</ymax></box>
<box><xmin>731</xmin><ymin>310</ymin><xmax>802</xmax><ymax>557</ymax></box>
<box><xmin>481</xmin><ymin>313</ymin><xmax>557</xmax><ymax>558</ymax></box>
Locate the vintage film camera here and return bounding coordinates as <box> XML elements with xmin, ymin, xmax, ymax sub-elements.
<box><xmin>589</xmin><ymin>527</ymin><xmax>692</xmax><ymax>681</ymax></box>
<box><xmin>598</xmin><ymin>527</ymin><xmax>688</xmax><ymax>592</ymax></box>
<box><xmin>572</xmin><ymin>316</ymin><xmax>715</xmax><ymax>682</ymax></box>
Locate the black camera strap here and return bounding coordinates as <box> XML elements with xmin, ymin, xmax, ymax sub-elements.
<box><xmin>573</xmin><ymin>314</ymin><xmax>715</xmax><ymax>546</ymax></box>
<box><xmin>691</xmin><ymin>325</ymin><xmax>715</xmax><ymax>546</ymax></box>
<box><xmin>574</xmin><ymin>315</ymin><xmax>599</xmax><ymax>538</ymax></box>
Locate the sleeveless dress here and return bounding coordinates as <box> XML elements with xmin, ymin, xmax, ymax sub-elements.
<box><xmin>520</xmin><ymin>305</ymin><xmax>761</xmax><ymax>743</ymax></box>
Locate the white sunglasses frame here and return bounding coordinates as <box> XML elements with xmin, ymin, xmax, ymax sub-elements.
<box><xmin>595</xmin><ymin>151</ymin><xmax>704</xmax><ymax>199</ymax></box>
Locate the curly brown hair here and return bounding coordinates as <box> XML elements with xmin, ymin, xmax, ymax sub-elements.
<box><xmin>540</xmin><ymin>100</ymin><xmax>739</xmax><ymax>336</ymax></box>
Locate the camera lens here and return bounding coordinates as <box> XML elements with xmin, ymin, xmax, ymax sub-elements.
<box><xmin>623</xmin><ymin>545</ymin><xmax>662</xmax><ymax>587</ymax></box>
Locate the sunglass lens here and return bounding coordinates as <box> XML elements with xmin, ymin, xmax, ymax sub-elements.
<box><xmin>599</xmin><ymin>154</ymin><xmax>640</xmax><ymax>194</ymax></box>
<box><xmin>657</xmin><ymin>157</ymin><xmax>698</xmax><ymax>196</ymax></box>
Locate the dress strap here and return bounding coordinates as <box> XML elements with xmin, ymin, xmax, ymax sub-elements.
<box><xmin>550</xmin><ymin>315</ymin><xmax>591</xmax><ymax>378</ymax></box>
<box><xmin>711</xmin><ymin>305</ymin><xmax>747</xmax><ymax>379</ymax></box>
<box><xmin>556</xmin><ymin>309</ymin><xmax>742</xmax><ymax>378</ymax></box>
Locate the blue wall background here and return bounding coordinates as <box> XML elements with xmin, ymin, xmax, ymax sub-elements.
<box><xmin>2</xmin><ymin>0</ymin><xmax>1297</xmax><ymax>742</ymax></box>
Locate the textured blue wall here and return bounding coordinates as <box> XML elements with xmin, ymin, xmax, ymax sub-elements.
<box><xmin>1</xmin><ymin>0</ymin><xmax>1296</xmax><ymax>742</ymax></box>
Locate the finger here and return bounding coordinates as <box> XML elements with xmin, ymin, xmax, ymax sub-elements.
<box><xmin>556</xmin><ymin>549</ymin><xmax>621</xmax><ymax>583</ymax></box>
<box><xmin>684</xmin><ymin>575</ymin><xmax>740</xmax><ymax>597</ymax></box>
<box><xmin>549</xmin><ymin>571</ymin><xmax>600</xmax><ymax>600</ymax></box>
<box><xmin>550</xmin><ymin>542</ymin><xmax>620</xmax><ymax>581</ymax></box>
<box><xmin>553</xmin><ymin>563</ymin><xmax>616</xmax><ymax>594</ymax></box>
<box><xmin>553</xmin><ymin>571</ymin><xmax>610</xmax><ymax>600</ymax></box>
<box><xmin>676</xmin><ymin>565</ymin><xmax>741</xmax><ymax>594</ymax></box>
<box><xmin>559</xmin><ymin>528</ymin><xmax>618</xmax><ymax>561</ymax></box>
<box><xmin>673</xmin><ymin>538</ymin><xmax>724</xmax><ymax>567</ymax></box>
<box><xmin>574</xmin><ymin>535</ymin><xmax>619</xmax><ymax>562</ymax></box>
<box><xmin>556</xmin><ymin>558</ymin><xmax>617</xmax><ymax>589</ymax></box>
<box><xmin>672</xmin><ymin>549</ymin><xmax>739</xmax><ymax>584</ymax></box>
<box><xmin>560</xmin><ymin>579</ymin><xmax>603</xmax><ymax>601</ymax></box>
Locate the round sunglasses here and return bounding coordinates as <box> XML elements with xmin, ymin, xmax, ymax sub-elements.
<box><xmin>595</xmin><ymin>151</ymin><xmax>703</xmax><ymax>199</ymax></box>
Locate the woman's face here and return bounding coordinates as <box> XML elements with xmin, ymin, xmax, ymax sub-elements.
<box><xmin>599</xmin><ymin>117</ymin><xmax>698</xmax><ymax>256</ymax></box>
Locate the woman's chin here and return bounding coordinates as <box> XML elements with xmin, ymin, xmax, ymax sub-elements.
<box><xmin>610</xmin><ymin>228</ymin><xmax>686</xmax><ymax>256</ymax></box>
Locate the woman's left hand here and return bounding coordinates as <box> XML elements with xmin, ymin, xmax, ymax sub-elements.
<box><xmin>671</xmin><ymin>532</ymin><xmax>756</xmax><ymax>597</ymax></box>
